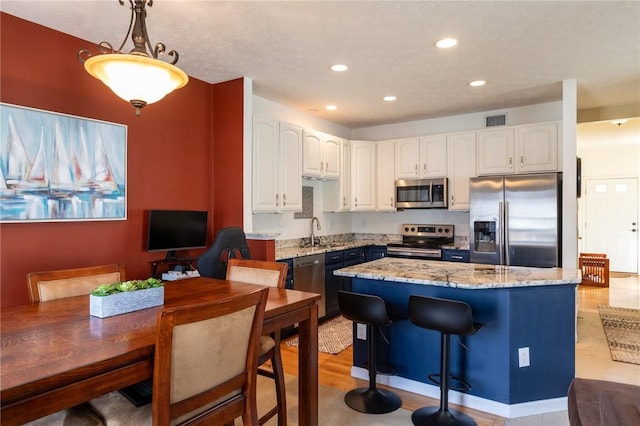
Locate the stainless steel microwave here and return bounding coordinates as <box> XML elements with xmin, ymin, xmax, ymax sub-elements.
<box><xmin>395</xmin><ymin>178</ymin><xmax>448</xmax><ymax>209</ymax></box>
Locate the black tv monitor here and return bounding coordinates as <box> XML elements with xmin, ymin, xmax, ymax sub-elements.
<box><xmin>147</xmin><ymin>210</ymin><xmax>208</xmax><ymax>259</ymax></box>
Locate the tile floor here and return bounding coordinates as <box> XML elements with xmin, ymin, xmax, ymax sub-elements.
<box><xmin>575</xmin><ymin>273</ymin><xmax>640</xmax><ymax>386</ymax></box>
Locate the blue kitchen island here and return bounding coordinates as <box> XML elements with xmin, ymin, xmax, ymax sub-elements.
<box><xmin>334</xmin><ymin>257</ymin><xmax>581</xmax><ymax>418</ymax></box>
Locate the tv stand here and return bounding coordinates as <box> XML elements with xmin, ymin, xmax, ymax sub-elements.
<box><xmin>149</xmin><ymin>257</ymin><xmax>198</xmax><ymax>279</ymax></box>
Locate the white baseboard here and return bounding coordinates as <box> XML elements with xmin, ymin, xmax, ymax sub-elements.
<box><xmin>351</xmin><ymin>366</ymin><xmax>568</xmax><ymax>419</ymax></box>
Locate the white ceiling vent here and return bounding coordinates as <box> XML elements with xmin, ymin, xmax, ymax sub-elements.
<box><xmin>485</xmin><ymin>114</ymin><xmax>507</xmax><ymax>127</ymax></box>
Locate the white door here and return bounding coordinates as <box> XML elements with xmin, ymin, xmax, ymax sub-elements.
<box><xmin>584</xmin><ymin>178</ymin><xmax>639</xmax><ymax>273</ymax></box>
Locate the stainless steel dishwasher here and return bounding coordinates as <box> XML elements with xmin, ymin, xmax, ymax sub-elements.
<box><xmin>293</xmin><ymin>253</ymin><xmax>325</xmax><ymax>318</ymax></box>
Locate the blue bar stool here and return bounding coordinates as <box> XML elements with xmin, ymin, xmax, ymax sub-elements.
<box><xmin>338</xmin><ymin>290</ymin><xmax>402</xmax><ymax>414</ymax></box>
<box><xmin>408</xmin><ymin>295</ymin><xmax>483</xmax><ymax>426</ymax></box>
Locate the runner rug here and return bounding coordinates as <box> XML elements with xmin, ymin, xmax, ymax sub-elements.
<box><xmin>286</xmin><ymin>315</ymin><xmax>352</xmax><ymax>354</ymax></box>
<box><xmin>598</xmin><ymin>305</ymin><xmax>640</xmax><ymax>365</ymax></box>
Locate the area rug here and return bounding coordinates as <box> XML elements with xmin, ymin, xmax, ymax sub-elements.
<box><xmin>286</xmin><ymin>315</ymin><xmax>353</xmax><ymax>354</ymax></box>
<box><xmin>598</xmin><ymin>305</ymin><xmax>640</xmax><ymax>365</ymax></box>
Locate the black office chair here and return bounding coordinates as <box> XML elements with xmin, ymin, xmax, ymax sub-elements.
<box><xmin>196</xmin><ymin>227</ymin><xmax>251</xmax><ymax>279</ymax></box>
<box><xmin>338</xmin><ymin>290</ymin><xmax>402</xmax><ymax>414</ymax></box>
<box><xmin>408</xmin><ymin>295</ymin><xmax>483</xmax><ymax>426</ymax></box>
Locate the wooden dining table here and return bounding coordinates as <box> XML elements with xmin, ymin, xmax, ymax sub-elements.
<box><xmin>0</xmin><ymin>277</ymin><xmax>320</xmax><ymax>426</ymax></box>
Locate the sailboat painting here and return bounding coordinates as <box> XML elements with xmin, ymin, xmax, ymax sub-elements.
<box><xmin>1</xmin><ymin>103</ymin><xmax>126</xmax><ymax>222</ymax></box>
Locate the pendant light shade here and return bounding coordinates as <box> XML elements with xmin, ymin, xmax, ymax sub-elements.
<box><xmin>78</xmin><ymin>0</ymin><xmax>188</xmax><ymax>116</ymax></box>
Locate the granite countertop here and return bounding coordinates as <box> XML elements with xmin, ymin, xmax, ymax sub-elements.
<box><xmin>334</xmin><ymin>257</ymin><xmax>581</xmax><ymax>289</ymax></box>
<box><xmin>275</xmin><ymin>239</ymin><xmax>384</xmax><ymax>260</ymax></box>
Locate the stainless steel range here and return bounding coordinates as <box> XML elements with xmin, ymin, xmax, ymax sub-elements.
<box><xmin>386</xmin><ymin>224</ymin><xmax>454</xmax><ymax>260</ymax></box>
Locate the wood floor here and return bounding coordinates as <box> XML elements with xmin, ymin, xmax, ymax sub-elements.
<box><xmin>278</xmin><ymin>273</ymin><xmax>640</xmax><ymax>426</ymax></box>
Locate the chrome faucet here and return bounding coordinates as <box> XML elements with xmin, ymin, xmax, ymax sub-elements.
<box><xmin>310</xmin><ymin>217</ymin><xmax>321</xmax><ymax>247</ymax></box>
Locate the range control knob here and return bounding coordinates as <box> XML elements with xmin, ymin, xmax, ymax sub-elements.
<box><xmin>438</xmin><ymin>228</ymin><xmax>443</xmax><ymax>233</ymax></box>
<box><xmin>404</xmin><ymin>227</ymin><xmax>410</xmax><ymax>232</ymax></box>
<box><xmin>444</xmin><ymin>228</ymin><xmax>450</xmax><ymax>233</ymax></box>
<box><xmin>411</xmin><ymin>227</ymin><xmax>416</xmax><ymax>232</ymax></box>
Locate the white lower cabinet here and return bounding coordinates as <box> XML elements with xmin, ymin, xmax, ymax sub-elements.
<box><xmin>252</xmin><ymin>115</ymin><xmax>302</xmax><ymax>213</ymax></box>
<box><xmin>447</xmin><ymin>132</ymin><xmax>476</xmax><ymax>211</ymax></box>
<box><xmin>350</xmin><ymin>141</ymin><xmax>376</xmax><ymax>211</ymax></box>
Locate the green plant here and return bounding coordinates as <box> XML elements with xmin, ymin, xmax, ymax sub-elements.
<box><xmin>91</xmin><ymin>277</ymin><xmax>163</xmax><ymax>296</ymax></box>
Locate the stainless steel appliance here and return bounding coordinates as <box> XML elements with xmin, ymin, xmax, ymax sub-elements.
<box><xmin>387</xmin><ymin>224</ymin><xmax>454</xmax><ymax>259</ymax></box>
<box><xmin>469</xmin><ymin>173</ymin><xmax>562</xmax><ymax>267</ymax></box>
<box><xmin>395</xmin><ymin>178</ymin><xmax>448</xmax><ymax>209</ymax></box>
<box><xmin>293</xmin><ymin>253</ymin><xmax>326</xmax><ymax>318</ymax></box>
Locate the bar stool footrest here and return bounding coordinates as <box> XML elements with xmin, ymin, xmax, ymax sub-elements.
<box><xmin>427</xmin><ymin>373</ymin><xmax>472</xmax><ymax>392</ymax></box>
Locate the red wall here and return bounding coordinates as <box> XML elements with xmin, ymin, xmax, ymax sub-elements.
<box><xmin>0</xmin><ymin>14</ymin><xmax>245</xmax><ymax>307</ymax></box>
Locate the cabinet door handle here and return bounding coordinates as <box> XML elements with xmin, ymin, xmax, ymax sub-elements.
<box><xmin>451</xmin><ymin>195</ymin><xmax>455</xmax><ymax>205</ymax></box>
<box><xmin>275</xmin><ymin>194</ymin><xmax>279</xmax><ymax>207</ymax></box>
<box><xmin>282</xmin><ymin>193</ymin><xmax>286</xmax><ymax>206</ymax></box>
<box><xmin>423</xmin><ymin>163</ymin><xmax>427</xmax><ymax>172</ymax></box>
<box><xmin>320</xmin><ymin>161</ymin><xmax>324</xmax><ymax>172</ymax></box>
<box><xmin>343</xmin><ymin>196</ymin><xmax>346</xmax><ymax>207</ymax></box>
<box><xmin>415</xmin><ymin>164</ymin><xmax>418</xmax><ymax>174</ymax></box>
<box><xmin>326</xmin><ymin>162</ymin><xmax>329</xmax><ymax>172</ymax></box>
<box><xmin>390</xmin><ymin>196</ymin><xmax>394</xmax><ymax>206</ymax></box>
<box><xmin>509</xmin><ymin>157</ymin><xmax>513</xmax><ymax>169</ymax></box>
<box><xmin>520</xmin><ymin>156</ymin><xmax>524</xmax><ymax>167</ymax></box>
<box><xmin>355</xmin><ymin>197</ymin><xmax>358</xmax><ymax>208</ymax></box>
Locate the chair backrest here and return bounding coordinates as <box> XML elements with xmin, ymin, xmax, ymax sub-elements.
<box><xmin>409</xmin><ymin>295</ymin><xmax>476</xmax><ymax>336</ymax></box>
<box><xmin>197</xmin><ymin>227</ymin><xmax>251</xmax><ymax>279</ymax></box>
<box><xmin>338</xmin><ymin>290</ymin><xmax>390</xmax><ymax>326</ymax></box>
<box><xmin>226</xmin><ymin>258</ymin><xmax>287</xmax><ymax>289</ymax></box>
<box><xmin>152</xmin><ymin>287</ymin><xmax>268</xmax><ymax>426</ymax></box>
<box><xmin>27</xmin><ymin>264</ymin><xmax>126</xmax><ymax>303</ymax></box>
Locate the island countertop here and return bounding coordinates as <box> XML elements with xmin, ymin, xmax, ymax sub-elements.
<box><xmin>334</xmin><ymin>257</ymin><xmax>581</xmax><ymax>289</ymax></box>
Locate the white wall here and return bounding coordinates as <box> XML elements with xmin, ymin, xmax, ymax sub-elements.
<box><xmin>352</xmin><ymin>102</ymin><xmax>563</xmax><ymax>141</ymax></box>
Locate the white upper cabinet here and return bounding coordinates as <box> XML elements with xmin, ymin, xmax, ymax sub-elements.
<box><xmin>279</xmin><ymin>122</ymin><xmax>303</xmax><ymax>210</ymax></box>
<box><xmin>323</xmin><ymin>139</ymin><xmax>351</xmax><ymax>212</ymax></box>
<box><xmin>395</xmin><ymin>138</ymin><xmax>420</xmax><ymax>178</ymax></box>
<box><xmin>420</xmin><ymin>135</ymin><xmax>448</xmax><ymax>178</ymax></box>
<box><xmin>302</xmin><ymin>129</ymin><xmax>340</xmax><ymax>180</ymax></box>
<box><xmin>350</xmin><ymin>141</ymin><xmax>376</xmax><ymax>211</ymax></box>
<box><xmin>395</xmin><ymin>136</ymin><xmax>447</xmax><ymax>179</ymax></box>
<box><xmin>476</xmin><ymin>127</ymin><xmax>515</xmax><ymax>175</ymax></box>
<box><xmin>376</xmin><ymin>140</ymin><xmax>396</xmax><ymax>211</ymax></box>
<box><xmin>252</xmin><ymin>115</ymin><xmax>302</xmax><ymax>213</ymax></box>
<box><xmin>515</xmin><ymin>122</ymin><xmax>558</xmax><ymax>173</ymax></box>
<box><xmin>447</xmin><ymin>132</ymin><xmax>476</xmax><ymax>211</ymax></box>
<box><xmin>477</xmin><ymin>122</ymin><xmax>559</xmax><ymax>175</ymax></box>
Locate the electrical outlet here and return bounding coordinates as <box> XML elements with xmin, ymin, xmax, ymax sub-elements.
<box><xmin>518</xmin><ymin>347</ymin><xmax>530</xmax><ymax>367</ymax></box>
<box><xmin>356</xmin><ymin>323</ymin><xmax>367</xmax><ymax>340</ymax></box>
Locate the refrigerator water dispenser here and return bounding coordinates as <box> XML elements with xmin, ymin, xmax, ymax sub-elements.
<box><xmin>474</xmin><ymin>221</ymin><xmax>497</xmax><ymax>253</ymax></box>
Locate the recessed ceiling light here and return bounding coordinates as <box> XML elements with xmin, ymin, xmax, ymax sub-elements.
<box><xmin>330</xmin><ymin>64</ymin><xmax>348</xmax><ymax>72</ymax></box>
<box><xmin>325</xmin><ymin>105</ymin><xmax>337</xmax><ymax>111</ymax></box>
<box><xmin>434</xmin><ymin>38</ymin><xmax>458</xmax><ymax>48</ymax></box>
<box><xmin>469</xmin><ymin>80</ymin><xmax>486</xmax><ymax>87</ymax></box>
<box><xmin>383</xmin><ymin>96</ymin><xmax>397</xmax><ymax>102</ymax></box>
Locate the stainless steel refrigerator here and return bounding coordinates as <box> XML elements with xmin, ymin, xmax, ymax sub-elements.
<box><xmin>469</xmin><ymin>173</ymin><xmax>562</xmax><ymax>267</ymax></box>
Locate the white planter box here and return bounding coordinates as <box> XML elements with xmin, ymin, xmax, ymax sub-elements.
<box><xmin>90</xmin><ymin>286</ymin><xmax>164</xmax><ymax>318</ymax></box>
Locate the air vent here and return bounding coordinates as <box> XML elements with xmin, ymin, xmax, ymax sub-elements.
<box><xmin>485</xmin><ymin>114</ymin><xmax>507</xmax><ymax>127</ymax></box>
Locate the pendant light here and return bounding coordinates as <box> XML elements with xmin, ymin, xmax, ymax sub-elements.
<box><xmin>78</xmin><ymin>0</ymin><xmax>188</xmax><ymax>116</ymax></box>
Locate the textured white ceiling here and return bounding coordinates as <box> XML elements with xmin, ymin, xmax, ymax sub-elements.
<box><xmin>2</xmin><ymin>1</ymin><xmax>639</xmax><ymax>129</ymax></box>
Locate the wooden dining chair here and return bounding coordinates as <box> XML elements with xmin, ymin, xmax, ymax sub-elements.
<box><xmin>227</xmin><ymin>258</ymin><xmax>288</xmax><ymax>426</ymax></box>
<box><xmin>24</xmin><ymin>264</ymin><xmax>126</xmax><ymax>426</ymax></box>
<box><xmin>27</xmin><ymin>263</ymin><xmax>126</xmax><ymax>303</ymax></box>
<box><xmin>87</xmin><ymin>287</ymin><xmax>269</xmax><ymax>426</ymax></box>
<box><xmin>152</xmin><ymin>287</ymin><xmax>268</xmax><ymax>425</ymax></box>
